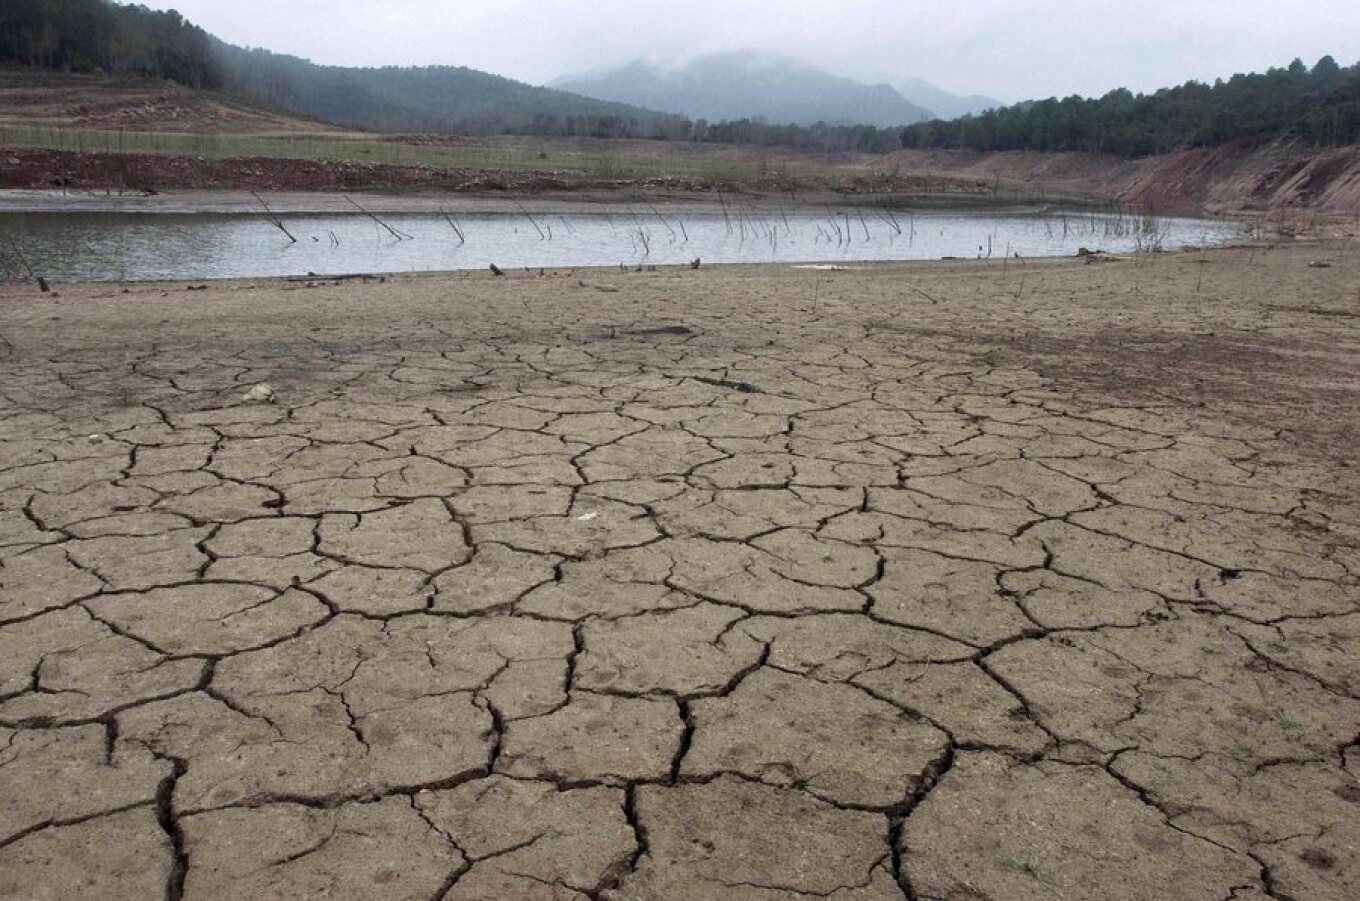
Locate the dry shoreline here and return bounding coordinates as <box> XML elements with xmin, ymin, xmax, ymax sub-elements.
<box><xmin>1</xmin><ymin>238</ymin><xmax>1357</xmax><ymax>899</ymax></box>
<box><xmin>0</xmin><ymin>185</ymin><xmax>1070</xmax><ymax>216</ymax></box>
<box><xmin>0</xmin><ymin>144</ymin><xmax>1024</xmax><ymax>205</ymax></box>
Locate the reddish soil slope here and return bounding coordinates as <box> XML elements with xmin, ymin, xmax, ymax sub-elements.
<box><xmin>882</xmin><ymin>142</ymin><xmax>1360</xmax><ymax>215</ymax></box>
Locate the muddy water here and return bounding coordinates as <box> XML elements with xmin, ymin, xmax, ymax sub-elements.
<box><xmin>0</xmin><ymin>204</ymin><xmax>1236</xmax><ymax>281</ymax></box>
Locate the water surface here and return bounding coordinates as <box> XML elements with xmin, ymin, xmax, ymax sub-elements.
<box><xmin>1</xmin><ymin>204</ymin><xmax>1236</xmax><ymax>281</ymax></box>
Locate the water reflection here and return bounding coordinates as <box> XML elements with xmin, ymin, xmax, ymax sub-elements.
<box><xmin>0</xmin><ymin>205</ymin><xmax>1237</xmax><ymax>282</ymax></box>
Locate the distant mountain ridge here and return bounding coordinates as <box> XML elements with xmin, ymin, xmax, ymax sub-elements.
<box><xmin>894</xmin><ymin>77</ymin><xmax>1001</xmax><ymax>120</ymax></box>
<box><xmin>554</xmin><ymin>53</ymin><xmax>934</xmax><ymax>127</ymax></box>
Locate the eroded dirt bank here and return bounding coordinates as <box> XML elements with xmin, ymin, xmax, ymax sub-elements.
<box><xmin>0</xmin><ymin>146</ymin><xmax>742</xmax><ymax>196</ymax></box>
<box><xmin>886</xmin><ymin>141</ymin><xmax>1360</xmax><ymax>216</ymax></box>
<box><xmin>0</xmin><ymin>241</ymin><xmax>1357</xmax><ymax>899</ymax></box>
<box><xmin>7</xmin><ymin>138</ymin><xmax>1358</xmax><ymax>215</ymax></box>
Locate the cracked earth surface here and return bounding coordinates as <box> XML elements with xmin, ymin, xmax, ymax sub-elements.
<box><xmin>0</xmin><ymin>240</ymin><xmax>1357</xmax><ymax>900</ymax></box>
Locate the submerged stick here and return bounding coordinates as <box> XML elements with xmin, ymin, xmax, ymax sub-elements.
<box><xmin>250</xmin><ymin>191</ymin><xmax>297</xmax><ymax>243</ymax></box>
<box><xmin>440</xmin><ymin>208</ymin><xmax>466</xmax><ymax>245</ymax></box>
<box><xmin>878</xmin><ymin>203</ymin><xmax>902</xmax><ymax>235</ymax></box>
<box><xmin>717</xmin><ymin>191</ymin><xmax>733</xmax><ymax>235</ymax></box>
<box><xmin>639</xmin><ymin>197</ymin><xmax>677</xmax><ymax>242</ymax></box>
<box><xmin>511</xmin><ymin>199</ymin><xmax>546</xmax><ymax>240</ymax></box>
<box><xmin>345</xmin><ymin>195</ymin><xmax>412</xmax><ymax>241</ymax></box>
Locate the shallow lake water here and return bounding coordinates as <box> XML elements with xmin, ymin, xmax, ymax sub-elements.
<box><xmin>0</xmin><ymin>204</ymin><xmax>1237</xmax><ymax>281</ymax></box>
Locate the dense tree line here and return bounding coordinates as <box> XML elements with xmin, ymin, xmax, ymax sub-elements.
<box><xmin>0</xmin><ymin>0</ymin><xmax>219</xmax><ymax>87</ymax></box>
<box><xmin>211</xmin><ymin>45</ymin><xmax>676</xmax><ymax>138</ymax></box>
<box><xmin>900</xmin><ymin>58</ymin><xmax>1360</xmax><ymax>157</ymax></box>
<box><xmin>697</xmin><ymin>119</ymin><xmax>903</xmax><ymax>153</ymax></box>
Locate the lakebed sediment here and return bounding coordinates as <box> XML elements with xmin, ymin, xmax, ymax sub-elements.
<box><xmin>0</xmin><ymin>240</ymin><xmax>1357</xmax><ymax>899</ymax></box>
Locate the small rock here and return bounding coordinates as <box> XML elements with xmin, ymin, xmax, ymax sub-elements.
<box><xmin>242</xmin><ymin>383</ymin><xmax>276</xmax><ymax>404</ymax></box>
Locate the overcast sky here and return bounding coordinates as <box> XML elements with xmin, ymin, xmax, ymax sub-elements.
<box><xmin>143</xmin><ymin>0</ymin><xmax>1360</xmax><ymax>102</ymax></box>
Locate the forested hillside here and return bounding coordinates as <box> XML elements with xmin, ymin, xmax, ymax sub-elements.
<box><xmin>0</xmin><ymin>0</ymin><xmax>913</xmax><ymax>146</ymax></box>
<box><xmin>211</xmin><ymin>46</ymin><xmax>675</xmax><ymax>137</ymax></box>
<box><xmin>901</xmin><ymin>58</ymin><xmax>1360</xmax><ymax>156</ymax></box>
<box><xmin>0</xmin><ymin>0</ymin><xmax>669</xmax><ymax>136</ymax></box>
<box><xmin>0</xmin><ymin>0</ymin><xmax>218</xmax><ymax>87</ymax></box>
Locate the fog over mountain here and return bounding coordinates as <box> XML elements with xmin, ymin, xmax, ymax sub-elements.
<box><xmin>554</xmin><ymin>53</ymin><xmax>933</xmax><ymax>127</ymax></box>
<box><xmin>893</xmin><ymin>78</ymin><xmax>1001</xmax><ymax>120</ymax></box>
<box><xmin>141</xmin><ymin>0</ymin><xmax>1360</xmax><ymax>105</ymax></box>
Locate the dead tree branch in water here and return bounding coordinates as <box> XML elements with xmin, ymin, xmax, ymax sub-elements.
<box><xmin>717</xmin><ymin>192</ymin><xmax>733</xmax><ymax>235</ymax></box>
<box><xmin>511</xmin><ymin>200</ymin><xmax>546</xmax><ymax>240</ymax></box>
<box><xmin>639</xmin><ymin>196</ymin><xmax>678</xmax><ymax>243</ymax></box>
<box><xmin>877</xmin><ymin>204</ymin><xmax>902</xmax><ymax>236</ymax></box>
<box><xmin>440</xmin><ymin>209</ymin><xmax>466</xmax><ymax>245</ymax></box>
<box><xmin>250</xmin><ymin>191</ymin><xmax>297</xmax><ymax>243</ymax></box>
<box><xmin>345</xmin><ymin>195</ymin><xmax>412</xmax><ymax>241</ymax></box>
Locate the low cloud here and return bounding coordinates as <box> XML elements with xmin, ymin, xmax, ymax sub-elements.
<box><xmin>146</xmin><ymin>0</ymin><xmax>1360</xmax><ymax>101</ymax></box>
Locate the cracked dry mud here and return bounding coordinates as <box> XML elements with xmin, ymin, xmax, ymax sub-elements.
<box><xmin>1</xmin><ymin>239</ymin><xmax>1357</xmax><ymax>900</ymax></box>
